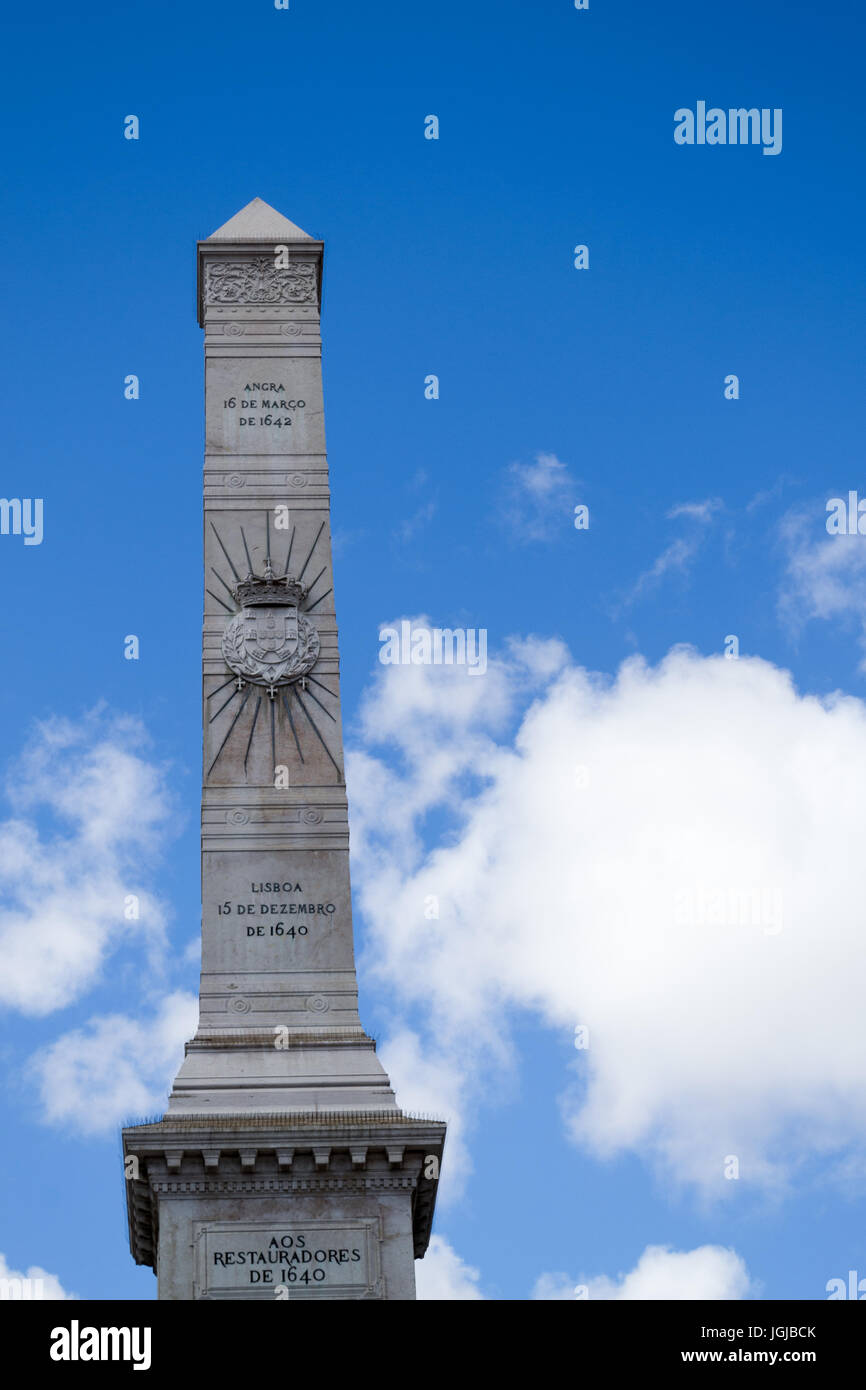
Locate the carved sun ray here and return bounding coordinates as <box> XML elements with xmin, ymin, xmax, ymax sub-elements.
<box><xmin>210</xmin><ymin>521</ymin><xmax>241</xmax><ymax>582</ymax></box>
<box><xmin>210</xmin><ymin>686</ymin><xmax>240</xmax><ymax>723</ymax></box>
<box><xmin>308</xmin><ymin>674</ymin><xmax>337</xmax><ymax>698</ymax></box>
<box><xmin>281</xmin><ymin>691</ymin><xmax>305</xmax><ymax>763</ymax></box>
<box><xmin>211</xmin><ymin>566</ymin><xmax>234</xmax><ymax>599</ymax></box>
<box><xmin>206</xmin><ymin>587</ymin><xmax>233</xmax><ymax>614</ymax></box>
<box><xmin>297</xmin><ymin>520</ymin><xmax>325</xmax><ymax>582</ymax></box>
<box><xmin>244</xmin><ymin>696</ymin><xmax>262</xmax><ymax>776</ymax></box>
<box><xmin>305</xmin><ymin>588</ymin><xmax>332</xmax><ymax>613</ymax></box>
<box><xmin>305</xmin><ymin>565</ymin><xmax>327</xmax><ymax>600</ymax></box>
<box><xmin>282</xmin><ymin>526</ymin><xmax>295</xmax><ymax>576</ymax></box>
<box><xmin>304</xmin><ymin>684</ymin><xmax>336</xmax><ymax>723</ymax></box>
<box><xmin>208</xmin><ymin>689</ymin><xmax>251</xmax><ymax>777</ymax></box>
<box><xmin>240</xmin><ymin>525</ymin><xmax>254</xmax><ymax>575</ymax></box>
<box><xmin>291</xmin><ymin>686</ymin><xmax>343</xmax><ymax>780</ymax></box>
<box><xmin>207</xmin><ymin>676</ymin><xmax>236</xmax><ymax>702</ymax></box>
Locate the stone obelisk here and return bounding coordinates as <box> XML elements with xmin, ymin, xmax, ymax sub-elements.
<box><xmin>122</xmin><ymin>199</ymin><xmax>445</xmax><ymax>1300</ymax></box>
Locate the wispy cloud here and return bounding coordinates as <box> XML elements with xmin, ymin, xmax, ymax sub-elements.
<box><xmin>395</xmin><ymin>499</ymin><xmax>437</xmax><ymax>544</ymax></box>
<box><xmin>501</xmin><ymin>451</ymin><xmax>577</xmax><ymax>542</ymax></box>
<box><xmin>623</xmin><ymin>497</ymin><xmax>723</xmax><ymax>604</ymax></box>
<box><xmin>778</xmin><ymin>506</ymin><xmax>866</xmax><ymax>670</ymax></box>
<box><xmin>667</xmin><ymin>497</ymin><xmax>723</xmax><ymax>523</ymax></box>
<box><xmin>746</xmin><ymin>475</ymin><xmax>799</xmax><ymax>513</ymax></box>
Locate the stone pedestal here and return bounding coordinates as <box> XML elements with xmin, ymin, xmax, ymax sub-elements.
<box><xmin>125</xmin><ymin>1113</ymin><xmax>443</xmax><ymax>1300</ymax></box>
<box><xmin>121</xmin><ymin>199</ymin><xmax>446</xmax><ymax>1300</ymax></box>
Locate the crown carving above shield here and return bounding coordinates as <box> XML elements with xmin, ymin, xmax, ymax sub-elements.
<box><xmin>233</xmin><ymin>560</ymin><xmax>307</xmax><ymax>608</ymax></box>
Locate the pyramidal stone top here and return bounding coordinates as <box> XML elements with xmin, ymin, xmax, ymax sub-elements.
<box><xmin>205</xmin><ymin>196</ymin><xmax>316</xmax><ymax>242</ymax></box>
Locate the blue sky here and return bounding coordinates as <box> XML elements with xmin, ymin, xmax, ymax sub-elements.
<box><xmin>1</xmin><ymin>0</ymin><xmax>865</xmax><ymax>1301</ymax></box>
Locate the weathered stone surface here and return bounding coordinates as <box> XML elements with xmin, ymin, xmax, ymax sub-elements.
<box><xmin>121</xmin><ymin>200</ymin><xmax>445</xmax><ymax>1300</ymax></box>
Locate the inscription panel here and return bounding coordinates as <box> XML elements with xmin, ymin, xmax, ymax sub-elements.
<box><xmin>206</xmin><ymin>357</ymin><xmax>324</xmax><ymax>455</ymax></box>
<box><xmin>194</xmin><ymin>1219</ymin><xmax>382</xmax><ymax>1299</ymax></box>
<box><xmin>201</xmin><ymin>852</ymin><xmax>355</xmax><ymax>975</ymax></box>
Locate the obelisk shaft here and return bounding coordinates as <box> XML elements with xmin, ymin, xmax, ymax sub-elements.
<box><xmin>167</xmin><ymin>200</ymin><xmax>394</xmax><ymax>1113</ymax></box>
<box><xmin>122</xmin><ymin>202</ymin><xmax>445</xmax><ymax>1300</ymax></box>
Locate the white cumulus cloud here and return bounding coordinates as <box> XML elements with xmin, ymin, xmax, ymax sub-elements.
<box><xmin>416</xmin><ymin>1236</ymin><xmax>484</xmax><ymax>1300</ymax></box>
<box><xmin>0</xmin><ymin>1252</ymin><xmax>76</xmax><ymax>1300</ymax></box>
<box><xmin>29</xmin><ymin>991</ymin><xmax>198</xmax><ymax>1134</ymax></box>
<box><xmin>0</xmin><ymin>711</ymin><xmax>176</xmax><ymax>1015</ymax></box>
<box><xmin>378</xmin><ymin>1028</ymin><xmax>474</xmax><ymax>1192</ymax></box>
<box><xmin>533</xmin><ymin>1244</ymin><xmax>753</xmax><ymax>1300</ymax></box>
<box><xmin>349</xmin><ymin>639</ymin><xmax>866</xmax><ymax>1196</ymax></box>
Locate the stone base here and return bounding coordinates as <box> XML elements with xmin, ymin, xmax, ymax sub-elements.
<box><xmin>122</xmin><ymin>1113</ymin><xmax>446</xmax><ymax>1301</ymax></box>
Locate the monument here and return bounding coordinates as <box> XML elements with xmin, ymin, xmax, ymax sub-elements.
<box><xmin>121</xmin><ymin>198</ymin><xmax>446</xmax><ymax>1300</ymax></box>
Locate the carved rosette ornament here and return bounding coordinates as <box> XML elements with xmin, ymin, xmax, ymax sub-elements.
<box><xmin>222</xmin><ymin>562</ymin><xmax>320</xmax><ymax>698</ymax></box>
<box><xmin>206</xmin><ymin>258</ymin><xmax>317</xmax><ymax>306</ymax></box>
